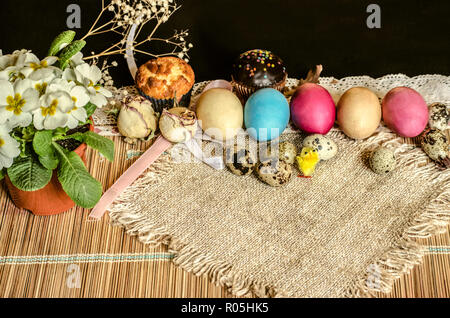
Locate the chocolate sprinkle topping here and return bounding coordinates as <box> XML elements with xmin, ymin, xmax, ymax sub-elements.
<box><xmin>231</xmin><ymin>49</ymin><xmax>287</xmax><ymax>88</ymax></box>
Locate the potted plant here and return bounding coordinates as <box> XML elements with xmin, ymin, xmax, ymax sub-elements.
<box><xmin>0</xmin><ymin>31</ymin><xmax>114</xmax><ymax>215</ymax></box>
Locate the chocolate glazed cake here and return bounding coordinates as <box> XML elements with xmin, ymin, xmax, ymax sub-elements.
<box><xmin>231</xmin><ymin>49</ymin><xmax>287</xmax><ymax>100</ymax></box>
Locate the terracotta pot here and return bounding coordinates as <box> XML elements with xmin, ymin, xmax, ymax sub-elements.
<box><xmin>5</xmin><ymin>122</ymin><xmax>94</xmax><ymax>216</ymax></box>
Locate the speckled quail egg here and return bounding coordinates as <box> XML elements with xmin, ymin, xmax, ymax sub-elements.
<box><xmin>225</xmin><ymin>145</ymin><xmax>257</xmax><ymax>176</ymax></box>
<box><xmin>421</xmin><ymin>128</ymin><xmax>450</xmax><ymax>169</ymax></box>
<box><xmin>257</xmin><ymin>141</ymin><xmax>297</xmax><ymax>164</ymax></box>
<box><xmin>369</xmin><ymin>147</ymin><xmax>396</xmax><ymax>175</ymax></box>
<box><xmin>278</xmin><ymin>141</ymin><xmax>297</xmax><ymax>164</ymax></box>
<box><xmin>256</xmin><ymin>159</ymin><xmax>292</xmax><ymax>187</ymax></box>
<box><xmin>302</xmin><ymin>134</ymin><xmax>338</xmax><ymax>160</ymax></box>
<box><xmin>429</xmin><ymin>103</ymin><xmax>449</xmax><ymax>131</ymax></box>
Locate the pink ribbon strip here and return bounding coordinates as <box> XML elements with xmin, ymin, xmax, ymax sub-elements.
<box><xmin>89</xmin><ymin>135</ymin><xmax>172</xmax><ymax>219</ymax></box>
<box><xmin>125</xmin><ymin>16</ymin><xmax>140</xmax><ymax>79</ymax></box>
<box><xmin>203</xmin><ymin>80</ymin><xmax>233</xmax><ymax>92</ymax></box>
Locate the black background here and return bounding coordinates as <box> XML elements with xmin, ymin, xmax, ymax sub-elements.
<box><xmin>1</xmin><ymin>0</ymin><xmax>449</xmax><ymax>87</ymax></box>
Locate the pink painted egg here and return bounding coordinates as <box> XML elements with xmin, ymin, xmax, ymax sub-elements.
<box><xmin>382</xmin><ymin>87</ymin><xmax>428</xmax><ymax>138</ymax></box>
<box><xmin>290</xmin><ymin>83</ymin><xmax>335</xmax><ymax>134</ymax></box>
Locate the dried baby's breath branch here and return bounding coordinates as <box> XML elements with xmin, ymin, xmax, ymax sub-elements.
<box><xmin>82</xmin><ymin>0</ymin><xmax>193</xmax><ymax>64</ymax></box>
<box><xmin>81</xmin><ymin>0</ymin><xmax>110</xmax><ymax>40</ymax></box>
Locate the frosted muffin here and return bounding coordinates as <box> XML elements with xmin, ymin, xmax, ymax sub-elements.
<box><xmin>231</xmin><ymin>49</ymin><xmax>287</xmax><ymax>100</ymax></box>
<box><xmin>135</xmin><ymin>57</ymin><xmax>195</xmax><ymax>113</ymax></box>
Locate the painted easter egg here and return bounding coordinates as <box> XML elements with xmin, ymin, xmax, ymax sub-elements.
<box><xmin>244</xmin><ymin>88</ymin><xmax>290</xmax><ymax>141</ymax></box>
<box><xmin>337</xmin><ymin>87</ymin><xmax>381</xmax><ymax>139</ymax></box>
<box><xmin>290</xmin><ymin>83</ymin><xmax>335</xmax><ymax>134</ymax></box>
<box><xmin>196</xmin><ymin>88</ymin><xmax>243</xmax><ymax>141</ymax></box>
<box><xmin>382</xmin><ymin>87</ymin><xmax>428</xmax><ymax>138</ymax></box>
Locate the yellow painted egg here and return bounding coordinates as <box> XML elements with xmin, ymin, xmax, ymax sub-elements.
<box><xmin>196</xmin><ymin>88</ymin><xmax>244</xmax><ymax>141</ymax></box>
<box><xmin>337</xmin><ymin>87</ymin><xmax>381</xmax><ymax>139</ymax></box>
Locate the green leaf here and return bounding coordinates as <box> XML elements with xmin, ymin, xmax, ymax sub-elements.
<box><xmin>53</xmin><ymin>142</ymin><xmax>102</xmax><ymax>209</ymax></box>
<box><xmin>0</xmin><ymin>169</ymin><xmax>5</xmax><ymax>181</ymax></box>
<box><xmin>11</xmin><ymin>125</ymin><xmax>36</xmax><ymax>157</ymax></box>
<box><xmin>48</xmin><ymin>30</ymin><xmax>76</xmax><ymax>56</ymax></box>
<box><xmin>33</xmin><ymin>130</ymin><xmax>53</xmax><ymax>156</ymax></box>
<box><xmin>7</xmin><ymin>156</ymin><xmax>52</xmax><ymax>191</ymax></box>
<box><xmin>52</xmin><ymin>127</ymin><xmax>70</xmax><ymax>139</ymax></box>
<box><xmin>84</xmin><ymin>102</ymin><xmax>97</xmax><ymax>118</ymax></box>
<box><xmin>20</xmin><ymin>126</ymin><xmax>37</xmax><ymax>142</ymax></box>
<box><xmin>58</xmin><ymin>40</ymin><xmax>86</xmax><ymax>70</ymax></box>
<box><xmin>33</xmin><ymin>130</ymin><xmax>59</xmax><ymax>170</ymax></box>
<box><xmin>54</xmin><ymin>132</ymin><xmax>84</xmax><ymax>143</ymax></box>
<box><xmin>38</xmin><ymin>154</ymin><xmax>59</xmax><ymax>170</ymax></box>
<box><xmin>83</xmin><ymin>131</ymin><xmax>115</xmax><ymax>162</ymax></box>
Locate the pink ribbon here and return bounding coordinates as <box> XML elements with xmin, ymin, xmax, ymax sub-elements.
<box><xmin>89</xmin><ymin>135</ymin><xmax>172</xmax><ymax>219</ymax></box>
<box><xmin>203</xmin><ymin>80</ymin><xmax>233</xmax><ymax>92</ymax></box>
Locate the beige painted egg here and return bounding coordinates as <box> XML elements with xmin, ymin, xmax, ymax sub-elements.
<box><xmin>196</xmin><ymin>88</ymin><xmax>243</xmax><ymax>141</ymax></box>
<box><xmin>337</xmin><ymin>87</ymin><xmax>381</xmax><ymax>139</ymax></box>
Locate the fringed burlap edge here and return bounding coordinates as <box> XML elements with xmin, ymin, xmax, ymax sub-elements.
<box><xmin>108</xmin><ymin>154</ymin><xmax>288</xmax><ymax>297</ymax></box>
<box><xmin>329</xmin><ymin>127</ymin><xmax>450</xmax><ymax>298</ymax></box>
<box><xmin>109</xmin><ymin>126</ymin><xmax>450</xmax><ymax>298</ymax></box>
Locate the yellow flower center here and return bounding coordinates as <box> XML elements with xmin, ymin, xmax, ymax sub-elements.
<box><xmin>41</xmin><ymin>99</ymin><xmax>58</xmax><ymax>117</ymax></box>
<box><xmin>0</xmin><ymin>138</ymin><xmax>4</xmax><ymax>147</ymax></box>
<box><xmin>71</xmin><ymin>96</ymin><xmax>77</xmax><ymax>103</ymax></box>
<box><xmin>67</xmin><ymin>106</ymin><xmax>78</xmax><ymax>114</ymax></box>
<box><xmin>30</xmin><ymin>60</ymin><xmax>48</xmax><ymax>71</ymax></box>
<box><xmin>6</xmin><ymin>93</ymin><xmax>26</xmax><ymax>115</ymax></box>
<box><xmin>35</xmin><ymin>82</ymin><xmax>48</xmax><ymax>97</ymax></box>
<box><xmin>10</xmin><ymin>71</ymin><xmax>25</xmax><ymax>82</ymax></box>
<box><xmin>88</xmin><ymin>80</ymin><xmax>100</xmax><ymax>91</ymax></box>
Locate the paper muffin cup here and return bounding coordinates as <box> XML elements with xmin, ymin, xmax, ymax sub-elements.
<box><xmin>231</xmin><ymin>78</ymin><xmax>287</xmax><ymax>101</ymax></box>
<box><xmin>138</xmin><ymin>88</ymin><xmax>193</xmax><ymax>114</ymax></box>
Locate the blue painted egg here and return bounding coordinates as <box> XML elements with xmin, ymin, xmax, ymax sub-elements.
<box><xmin>244</xmin><ymin>88</ymin><xmax>290</xmax><ymax>141</ymax></box>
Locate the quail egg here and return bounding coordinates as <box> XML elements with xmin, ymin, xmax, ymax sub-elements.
<box><xmin>429</xmin><ymin>103</ymin><xmax>449</xmax><ymax>131</ymax></box>
<box><xmin>303</xmin><ymin>134</ymin><xmax>338</xmax><ymax>160</ymax></box>
<box><xmin>370</xmin><ymin>147</ymin><xmax>396</xmax><ymax>175</ymax></box>
<box><xmin>421</xmin><ymin>128</ymin><xmax>450</xmax><ymax>168</ymax></box>
<box><xmin>225</xmin><ymin>145</ymin><xmax>257</xmax><ymax>176</ymax></box>
<box><xmin>278</xmin><ymin>141</ymin><xmax>297</xmax><ymax>164</ymax></box>
<box><xmin>256</xmin><ymin>159</ymin><xmax>292</xmax><ymax>187</ymax></box>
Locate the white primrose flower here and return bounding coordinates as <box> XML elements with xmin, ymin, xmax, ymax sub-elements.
<box><xmin>0</xmin><ymin>79</ymin><xmax>39</xmax><ymax>128</ymax></box>
<box><xmin>47</xmin><ymin>79</ymin><xmax>90</xmax><ymax>128</ymax></box>
<box><xmin>68</xmin><ymin>52</ymin><xmax>85</xmax><ymax>68</ymax></box>
<box><xmin>48</xmin><ymin>78</ymin><xmax>90</xmax><ymax>108</ymax></box>
<box><xmin>0</xmin><ymin>124</ymin><xmax>21</xmax><ymax>170</ymax></box>
<box><xmin>0</xmin><ymin>50</ymin><xmax>41</xmax><ymax>82</ymax></box>
<box><xmin>30</xmin><ymin>71</ymin><xmax>59</xmax><ymax>98</ymax></box>
<box><xmin>21</xmin><ymin>55</ymin><xmax>61</xmax><ymax>81</ymax></box>
<box><xmin>0</xmin><ymin>49</ymin><xmax>36</xmax><ymax>70</ymax></box>
<box><xmin>0</xmin><ymin>53</ymin><xmax>15</xmax><ymax>71</ymax></box>
<box><xmin>33</xmin><ymin>91</ymin><xmax>74</xmax><ymax>130</ymax></box>
<box><xmin>63</xmin><ymin>63</ymin><xmax>112</xmax><ymax>107</ymax></box>
<box><xmin>11</xmin><ymin>49</ymin><xmax>38</xmax><ymax>67</ymax></box>
<box><xmin>65</xmin><ymin>103</ymin><xmax>88</xmax><ymax>129</ymax></box>
<box><xmin>0</xmin><ymin>65</ymin><xmax>25</xmax><ymax>82</ymax></box>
